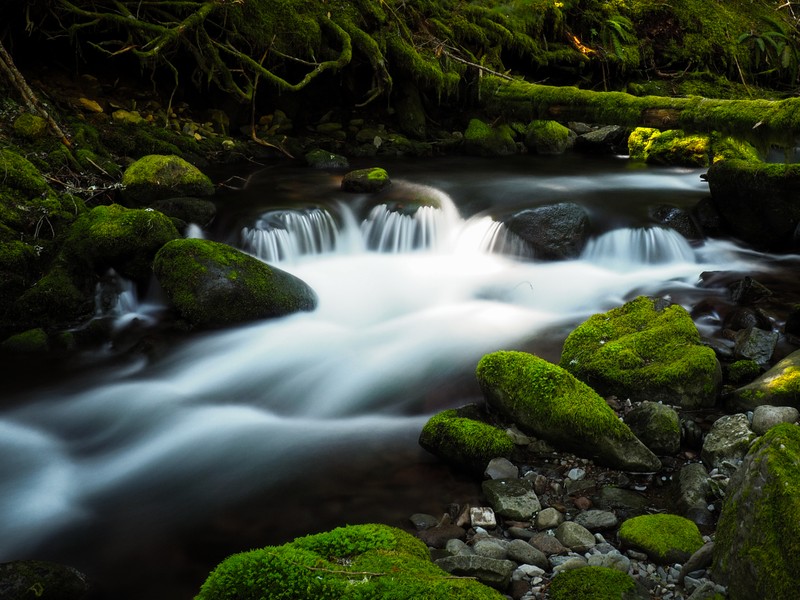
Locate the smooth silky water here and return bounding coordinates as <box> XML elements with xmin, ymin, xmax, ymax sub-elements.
<box><xmin>2</xmin><ymin>154</ymin><xmax>798</xmax><ymax>599</ymax></box>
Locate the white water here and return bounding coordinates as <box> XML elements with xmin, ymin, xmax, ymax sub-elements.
<box><xmin>0</xmin><ymin>163</ymin><xmax>776</xmax><ymax>581</ymax></box>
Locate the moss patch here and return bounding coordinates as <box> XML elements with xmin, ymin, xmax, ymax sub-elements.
<box><xmin>464</xmin><ymin>118</ymin><xmax>517</xmax><ymax>157</ymax></box>
<box><xmin>121</xmin><ymin>154</ymin><xmax>215</xmax><ymax>205</ymax></box>
<box><xmin>560</xmin><ymin>296</ymin><xmax>720</xmax><ymax>408</ymax></box>
<box><xmin>618</xmin><ymin>514</ymin><xmax>704</xmax><ymax>564</ymax></box>
<box><xmin>627</xmin><ymin>128</ymin><xmax>710</xmax><ymax>167</ymax></box>
<box><xmin>549</xmin><ymin>566</ymin><xmax>637</xmax><ymax>600</ymax></box>
<box><xmin>195</xmin><ymin>523</ymin><xmax>504</xmax><ymax>600</ymax></box>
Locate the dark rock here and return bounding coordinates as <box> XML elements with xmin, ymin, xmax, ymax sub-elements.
<box><xmin>434</xmin><ymin>555</ymin><xmax>515</xmax><ymax>590</ymax></box>
<box><xmin>341</xmin><ymin>167</ymin><xmax>391</xmax><ymax>193</ymax></box>
<box><xmin>575</xmin><ymin>125</ymin><xmax>628</xmax><ymax>154</ymax></box>
<box><xmin>304</xmin><ymin>148</ymin><xmax>349</xmax><ymax>169</ymax></box>
<box><xmin>700</xmin><ymin>414</ymin><xmax>756</xmax><ymax>475</ymax></box>
<box><xmin>0</xmin><ymin>560</ymin><xmax>89</xmax><ymax>600</ymax></box>
<box><xmin>482</xmin><ymin>478</ymin><xmax>541</xmax><ymax>520</ymax></box>
<box><xmin>503</xmin><ymin>203</ymin><xmax>590</xmax><ymax>260</ymax></box>
<box><xmin>733</xmin><ymin>326</ymin><xmax>778</xmax><ymax>365</ymax></box>
<box><xmin>674</xmin><ymin>463</ymin><xmax>714</xmax><ymax>528</ymax></box>
<box><xmin>691</xmin><ymin>197</ymin><xmax>723</xmax><ymax>237</ymax></box>
<box><xmin>729</xmin><ymin>276</ymin><xmax>772</xmax><ymax>305</ymax></box>
<box><xmin>723</xmin><ymin>307</ymin><xmax>772</xmax><ymax>332</ymax></box>
<box><xmin>417</xmin><ymin>523</ymin><xmax>466</xmax><ymax>548</ymax></box>
<box><xmin>625</xmin><ymin>401</ymin><xmax>681</xmax><ymax>456</ymax></box>
<box><xmin>650</xmin><ymin>205</ymin><xmax>703</xmax><ymax>241</ymax></box>
<box><xmin>529</xmin><ymin>531</ymin><xmax>568</xmax><ymax>555</ymax></box>
<box><xmin>729</xmin><ymin>348</ymin><xmax>800</xmax><ymax>411</ymax></box>
<box><xmin>149</xmin><ymin>197</ymin><xmax>217</xmax><ymax>228</ymax></box>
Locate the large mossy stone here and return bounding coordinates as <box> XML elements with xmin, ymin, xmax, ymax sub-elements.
<box><xmin>195</xmin><ymin>523</ymin><xmax>504</xmax><ymax>600</ymax></box>
<box><xmin>121</xmin><ymin>154</ymin><xmax>215</xmax><ymax>205</ymax></box>
<box><xmin>560</xmin><ymin>296</ymin><xmax>721</xmax><ymax>409</ymax></box>
<box><xmin>548</xmin><ymin>566</ymin><xmax>645</xmax><ymax>600</ymax></box>
<box><xmin>341</xmin><ymin>167</ymin><xmax>391</xmax><ymax>193</ymax></box>
<box><xmin>524</xmin><ymin>120</ymin><xmax>573</xmax><ymax>154</ymax></box>
<box><xmin>712</xmin><ymin>423</ymin><xmax>800</xmax><ymax>600</ymax></box>
<box><xmin>728</xmin><ymin>348</ymin><xmax>800</xmax><ymax>412</ymax></box>
<box><xmin>464</xmin><ymin>119</ymin><xmax>517</xmax><ymax>157</ymax></box>
<box><xmin>153</xmin><ymin>238</ymin><xmax>317</xmax><ymax>328</ymax></box>
<box><xmin>628</xmin><ymin>128</ymin><xmax>710</xmax><ymax>167</ymax></box>
<box><xmin>706</xmin><ymin>160</ymin><xmax>800</xmax><ymax>251</ymax></box>
<box><xmin>618</xmin><ymin>514</ymin><xmax>704</xmax><ymax>564</ymax></box>
<box><xmin>419</xmin><ymin>408</ymin><xmax>514</xmax><ymax>475</ymax></box>
<box><xmin>476</xmin><ymin>351</ymin><xmax>660</xmax><ymax>472</ymax></box>
<box><xmin>63</xmin><ymin>204</ymin><xmax>180</xmax><ymax>281</ymax></box>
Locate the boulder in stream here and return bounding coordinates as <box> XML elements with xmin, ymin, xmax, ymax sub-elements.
<box><xmin>121</xmin><ymin>154</ymin><xmax>215</xmax><ymax>205</ymax></box>
<box><xmin>503</xmin><ymin>202</ymin><xmax>590</xmax><ymax>260</ymax></box>
<box><xmin>464</xmin><ymin>118</ymin><xmax>518</xmax><ymax>157</ymax></box>
<box><xmin>153</xmin><ymin>238</ymin><xmax>317</xmax><ymax>328</ymax></box>
<box><xmin>476</xmin><ymin>350</ymin><xmax>660</xmax><ymax>472</ymax></box>
<box><xmin>560</xmin><ymin>296</ymin><xmax>721</xmax><ymax>409</ymax></box>
<box><xmin>728</xmin><ymin>348</ymin><xmax>800</xmax><ymax>411</ymax></box>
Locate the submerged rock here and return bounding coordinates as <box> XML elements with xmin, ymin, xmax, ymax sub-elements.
<box><xmin>729</xmin><ymin>348</ymin><xmax>800</xmax><ymax>411</ymax></box>
<box><xmin>503</xmin><ymin>203</ymin><xmax>590</xmax><ymax>260</ymax></box>
<box><xmin>153</xmin><ymin>238</ymin><xmax>317</xmax><ymax>328</ymax></box>
<box><xmin>713</xmin><ymin>423</ymin><xmax>800</xmax><ymax>600</ymax></box>
<box><xmin>476</xmin><ymin>351</ymin><xmax>660</xmax><ymax>472</ymax></box>
<box><xmin>560</xmin><ymin>296</ymin><xmax>721</xmax><ymax>409</ymax></box>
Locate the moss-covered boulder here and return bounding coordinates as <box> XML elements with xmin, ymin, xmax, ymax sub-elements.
<box><xmin>560</xmin><ymin>296</ymin><xmax>721</xmax><ymax>409</ymax></box>
<box><xmin>728</xmin><ymin>348</ymin><xmax>800</xmax><ymax>411</ymax></box>
<box><xmin>624</xmin><ymin>401</ymin><xmax>681</xmax><ymax>456</ymax></box>
<box><xmin>464</xmin><ymin>119</ymin><xmax>517</xmax><ymax>157</ymax></box>
<box><xmin>63</xmin><ymin>204</ymin><xmax>180</xmax><ymax>281</ymax></box>
<box><xmin>153</xmin><ymin>238</ymin><xmax>317</xmax><ymax>328</ymax></box>
<box><xmin>148</xmin><ymin>197</ymin><xmax>217</xmax><ymax>229</ymax></box>
<box><xmin>195</xmin><ymin>523</ymin><xmax>504</xmax><ymax>600</ymax></box>
<box><xmin>419</xmin><ymin>407</ymin><xmax>514</xmax><ymax>475</ymax></box>
<box><xmin>341</xmin><ymin>167</ymin><xmax>391</xmax><ymax>193</ymax></box>
<box><xmin>121</xmin><ymin>154</ymin><xmax>215</xmax><ymax>205</ymax></box>
<box><xmin>524</xmin><ymin>120</ymin><xmax>573</xmax><ymax>155</ymax></box>
<box><xmin>618</xmin><ymin>514</ymin><xmax>704</xmax><ymax>564</ymax></box>
<box><xmin>13</xmin><ymin>261</ymin><xmax>94</xmax><ymax>328</ymax></box>
<box><xmin>549</xmin><ymin>566</ymin><xmax>646</xmax><ymax>600</ymax></box>
<box><xmin>712</xmin><ymin>423</ymin><xmax>800</xmax><ymax>600</ymax></box>
<box><xmin>706</xmin><ymin>160</ymin><xmax>800</xmax><ymax>251</ymax></box>
<box><xmin>628</xmin><ymin>128</ymin><xmax>710</xmax><ymax>167</ymax></box>
<box><xmin>12</xmin><ymin>113</ymin><xmax>48</xmax><ymax>140</ymax></box>
<box><xmin>476</xmin><ymin>351</ymin><xmax>660</xmax><ymax>472</ymax></box>
<box><xmin>0</xmin><ymin>327</ymin><xmax>49</xmax><ymax>354</ymax></box>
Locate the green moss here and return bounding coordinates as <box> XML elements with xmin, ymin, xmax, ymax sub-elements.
<box><xmin>714</xmin><ymin>423</ymin><xmax>800</xmax><ymax>599</ymax></box>
<box><xmin>14</xmin><ymin>261</ymin><xmax>93</xmax><ymax>328</ymax></box>
<box><xmin>560</xmin><ymin>296</ymin><xmax>720</xmax><ymax>408</ymax></box>
<box><xmin>0</xmin><ymin>328</ymin><xmax>49</xmax><ymax>354</ymax></box>
<box><xmin>726</xmin><ymin>359</ymin><xmax>761</xmax><ymax>385</ymax></box>
<box><xmin>12</xmin><ymin>113</ymin><xmax>48</xmax><ymax>140</ymax></box>
<box><xmin>195</xmin><ymin>523</ymin><xmax>504</xmax><ymax>600</ymax></box>
<box><xmin>627</xmin><ymin>128</ymin><xmax>710</xmax><ymax>167</ymax></box>
<box><xmin>549</xmin><ymin>566</ymin><xmax>637</xmax><ymax>600</ymax></box>
<box><xmin>464</xmin><ymin>118</ymin><xmax>517</xmax><ymax>156</ymax></box>
<box><xmin>618</xmin><ymin>514</ymin><xmax>704</xmax><ymax>563</ymax></box>
<box><xmin>767</xmin><ymin>366</ymin><xmax>800</xmax><ymax>397</ymax></box>
<box><xmin>121</xmin><ymin>154</ymin><xmax>215</xmax><ymax>205</ymax></box>
<box><xmin>525</xmin><ymin>120</ymin><xmax>572</xmax><ymax>154</ymax></box>
<box><xmin>419</xmin><ymin>408</ymin><xmax>514</xmax><ymax>473</ymax></box>
<box><xmin>0</xmin><ymin>148</ymin><xmax>49</xmax><ymax>195</ymax></box>
<box><xmin>477</xmin><ymin>350</ymin><xmax>633</xmax><ymax>442</ymax></box>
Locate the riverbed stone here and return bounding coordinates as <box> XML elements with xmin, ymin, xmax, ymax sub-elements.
<box><xmin>503</xmin><ymin>202</ymin><xmax>590</xmax><ymax>260</ymax></box>
<box><xmin>0</xmin><ymin>560</ymin><xmax>89</xmax><ymax>600</ymax></box>
<box><xmin>535</xmin><ymin>507</ymin><xmax>564</xmax><ymax>530</ymax></box>
<box><xmin>560</xmin><ymin>296</ymin><xmax>722</xmax><ymax>409</ymax></box>
<box><xmin>122</xmin><ymin>154</ymin><xmax>215</xmax><ymax>205</ymax></box>
<box><xmin>674</xmin><ymin>462</ymin><xmax>714</xmax><ymax>528</ymax></box>
<box><xmin>700</xmin><ymin>414</ymin><xmax>756</xmax><ymax>476</ymax></box>
<box><xmin>149</xmin><ymin>197</ymin><xmax>217</xmax><ymax>229</ymax></box>
<box><xmin>474</xmin><ymin>539</ymin><xmax>508</xmax><ymax>560</ymax></box>
<box><xmin>751</xmin><ymin>405</ymin><xmax>800</xmax><ymax>435</ymax></box>
<box><xmin>477</xmin><ymin>350</ymin><xmax>661</xmax><ymax>472</ymax></box>
<box><xmin>530</xmin><ymin>531</ymin><xmax>567</xmax><ymax>555</ymax></box>
<box><xmin>506</xmin><ymin>539</ymin><xmax>548</xmax><ymax>569</ymax></box>
<box><xmin>588</xmin><ymin>550</ymin><xmax>631</xmax><ymax>574</ymax></box>
<box><xmin>555</xmin><ymin>521</ymin><xmax>596</xmax><ymax>552</ymax></box>
<box><xmin>575</xmin><ymin>125</ymin><xmax>627</xmax><ymax>153</ymax></box>
<box><xmin>713</xmin><ymin>423</ymin><xmax>800</xmax><ymax>600</ymax></box>
<box><xmin>733</xmin><ymin>326</ymin><xmax>778</xmax><ymax>365</ymax></box>
<box><xmin>573</xmin><ymin>509</ymin><xmax>619</xmax><ymax>531</ymax></box>
<box><xmin>470</xmin><ymin>506</ymin><xmax>497</xmax><ymax>529</ymax></box>
<box><xmin>417</xmin><ymin>522</ymin><xmax>466</xmax><ymax>548</ymax></box>
<box><xmin>624</xmin><ymin>401</ymin><xmax>681</xmax><ymax>455</ymax></box>
<box><xmin>618</xmin><ymin>514</ymin><xmax>704</xmax><ymax>564</ymax></box>
<box><xmin>485</xmin><ymin>457</ymin><xmax>518</xmax><ymax>480</ymax></box>
<box><xmin>434</xmin><ymin>555</ymin><xmax>516</xmax><ymax>590</ymax></box>
<box><xmin>153</xmin><ymin>238</ymin><xmax>317</xmax><ymax>328</ymax></box>
<box><xmin>482</xmin><ymin>478</ymin><xmax>541</xmax><ymax>520</ymax></box>
<box><xmin>729</xmin><ymin>348</ymin><xmax>800</xmax><ymax>411</ymax></box>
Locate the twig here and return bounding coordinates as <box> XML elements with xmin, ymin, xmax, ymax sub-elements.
<box><xmin>439</xmin><ymin>47</ymin><xmax>514</xmax><ymax>80</ymax></box>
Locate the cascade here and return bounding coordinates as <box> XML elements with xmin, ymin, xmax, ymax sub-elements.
<box><xmin>241</xmin><ymin>207</ymin><xmax>341</xmax><ymax>262</ymax></box>
<box><xmin>581</xmin><ymin>226</ymin><xmax>696</xmax><ymax>268</ymax></box>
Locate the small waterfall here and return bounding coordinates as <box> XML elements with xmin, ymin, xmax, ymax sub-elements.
<box><xmin>582</xmin><ymin>227</ymin><xmax>696</xmax><ymax>268</ymax></box>
<box><xmin>92</xmin><ymin>269</ymin><xmax>162</xmax><ymax>332</ymax></box>
<box><xmin>242</xmin><ymin>207</ymin><xmax>340</xmax><ymax>262</ymax></box>
<box><xmin>185</xmin><ymin>223</ymin><xmax>205</xmax><ymax>239</ymax></box>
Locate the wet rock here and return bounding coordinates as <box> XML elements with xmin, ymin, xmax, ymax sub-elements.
<box><xmin>434</xmin><ymin>555</ymin><xmax>516</xmax><ymax>590</ymax></box>
<box><xmin>723</xmin><ymin>307</ymin><xmax>771</xmax><ymax>332</ymax></box>
<box><xmin>785</xmin><ymin>306</ymin><xmax>800</xmax><ymax>343</ymax></box>
<box><xmin>700</xmin><ymin>414</ymin><xmax>756</xmax><ymax>476</ymax></box>
<box><xmin>733</xmin><ymin>326</ymin><xmax>778</xmax><ymax>365</ymax></box>
<box><xmin>594</xmin><ymin>486</ymin><xmax>650</xmax><ymax>515</ymax></box>
<box><xmin>679</xmin><ymin>542</ymin><xmax>714</xmax><ymax>585</ymax></box>
<box><xmin>575</xmin><ymin>125</ymin><xmax>627</xmax><ymax>154</ymax></box>
<box><xmin>474</xmin><ymin>539</ymin><xmax>508</xmax><ymax>559</ymax></box>
<box><xmin>477</xmin><ymin>351</ymin><xmax>661</xmax><ymax>472</ymax></box>
<box><xmin>524</xmin><ymin>120</ymin><xmax>574</xmax><ymax>154</ymax></box>
<box><xmin>470</xmin><ymin>506</ymin><xmax>498</xmax><ymax>529</ymax></box>
<box><xmin>681</xmin><ymin>419</ymin><xmax>704</xmax><ymax>451</ymax></box>
<box><xmin>728</xmin><ymin>276</ymin><xmax>773</xmax><ymax>305</ymax></box>
<box><xmin>485</xmin><ymin>457</ymin><xmax>519</xmax><ymax>480</ymax></box>
<box><xmin>507</xmin><ymin>539</ymin><xmax>549</xmax><ymax>569</ymax></box>
<box><xmin>122</xmin><ymin>154</ymin><xmax>215</xmax><ymax>205</ymax></box>
<box><xmin>650</xmin><ymin>205</ymin><xmax>703</xmax><ymax>241</ymax></box>
<box><xmin>674</xmin><ymin>463</ymin><xmax>714</xmax><ymax>528</ymax></box>
<box><xmin>713</xmin><ymin>424</ymin><xmax>800</xmax><ymax>599</ymax></box>
<box><xmin>464</xmin><ymin>118</ymin><xmax>517</xmax><ymax>157</ymax></box>
<box><xmin>0</xmin><ymin>560</ymin><xmax>89</xmax><ymax>600</ymax></box>
<box><xmin>530</xmin><ymin>531</ymin><xmax>568</xmax><ymax>555</ymax></box>
<box><xmin>551</xmin><ymin>555</ymin><xmax>589</xmax><ymax>573</ymax></box>
<box><xmin>304</xmin><ymin>148</ymin><xmax>349</xmax><ymax>169</ymax></box>
<box><xmin>729</xmin><ymin>348</ymin><xmax>800</xmax><ymax>411</ymax></box>
<box><xmin>751</xmin><ymin>405</ymin><xmax>800</xmax><ymax>435</ymax></box>
<box><xmin>482</xmin><ymin>478</ymin><xmax>542</xmax><ymax>520</ymax></box>
<box><xmin>588</xmin><ymin>550</ymin><xmax>631</xmax><ymax>574</ymax></box>
<box><xmin>153</xmin><ymin>238</ymin><xmax>317</xmax><ymax>328</ymax></box>
<box><xmin>503</xmin><ymin>203</ymin><xmax>590</xmax><ymax>261</ymax></box>
<box><xmin>555</xmin><ymin>521</ymin><xmax>596</xmax><ymax>552</ymax></box>
<box><xmin>341</xmin><ymin>167</ymin><xmax>391</xmax><ymax>193</ymax></box>
<box><xmin>625</xmin><ymin>401</ymin><xmax>681</xmax><ymax>456</ymax></box>
<box><xmin>418</xmin><ymin>522</ymin><xmax>466</xmax><ymax>548</ymax></box>
<box><xmin>409</xmin><ymin>513</ymin><xmax>439</xmax><ymax>530</ymax></box>
<box><xmin>573</xmin><ymin>509</ymin><xmax>619</xmax><ymax>531</ymax></box>
<box><xmin>149</xmin><ymin>197</ymin><xmax>217</xmax><ymax>229</ymax></box>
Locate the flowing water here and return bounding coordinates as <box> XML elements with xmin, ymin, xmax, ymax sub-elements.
<box><xmin>2</xmin><ymin>154</ymin><xmax>798</xmax><ymax>599</ymax></box>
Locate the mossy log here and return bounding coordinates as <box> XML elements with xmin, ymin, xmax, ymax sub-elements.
<box><xmin>481</xmin><ymin>76</ymin><xmax>800</xmax><ymax>147</ymax></box>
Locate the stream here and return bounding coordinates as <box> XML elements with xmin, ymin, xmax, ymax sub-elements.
<box><xmin>2</xmin><ymin>154</ymin><xmax>798</xmax><ymax>599</ymax></box>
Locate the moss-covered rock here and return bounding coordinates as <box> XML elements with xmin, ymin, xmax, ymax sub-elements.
<box><xmin>524</xmin><ymin>120</ymin><xmax>573</xmax><ymax>154</ymax></box>
<box><xmin>121</xmin><ymin>154</ymin><xmax>215</xmax><ymax>205</ymax></box>
<box><xmin>12</xmin><ymin>113</ymin><xmax>48</xmax><ymax>140</ymax></box>
<box><xmin>63</xmin><ymin>204</ymin><xmax>180</xmax><ymax>282</ymax></box>
<box><xmin>0</xmin><ymin>328</ymin><xmax>49</xmax><ymax>354</ymax></box>
<box><xmin>729</xmin><ymin>348</ymin><xmax>800</xmax><ymax>411</ymax></box>
<box><xmin>712</xmin><ymin>423</ymin><xmax>800</xmax><ymax>600</ymax></box>
<box><xmin>706</xmin><ymin>160</ymin><xmax>800</xmax><ymax>251</ymax></box>
<box><xmin>153</xmin><ymin>238</ymin><xmax>317</xmax><ymax>328</ymax></box>
<box><xmin>549</xmin><ymin>566</ymin><xmax>644</xmax><ymax>600</ymax></box>
<box><xmin>476</xmin><ymin>351</ymin><xmax>660</xmax><ymax>472</ymax></box>
<box><xmin>305</xmin><ymin>148</ymin><xmax>349</xmax><ymax>169</ymax></box>
<box><xmin>195</xmin><ymin>523</ymin><xmax>504</xmax><ymax>600</ymax></box>
<box><xmin>624</xmin><ymin>401</ymin><xmax>681</xmax><ymax>456</ymax></box>
<box><xmin>341</xmin><ymin>167</ymin><xmax>391</xmax><ymax>193</ymax></box>
<box><xmin>618</xmin><ymin>514</ymin><xmax>704</xmax><ymax>564</ymax></box>
<box><xmin>560</xmin><ymin>296</ymin><xmax>721</xmax><ymax>409</ymax></box>
<box><xmin>464</xmin><ymin>119</ymin><xmax>517</xmax><ymax>157</ymax></box>
<box><xmin>725</xmin><ymin>359</ymin><xmax>761</xmax><ymax>386</ymax></box>
<box><xmin>419</xmin><ymin>407</ymin><xmax>514</xmax><ymax>475</ymax></box>
<box><xmin>14</xmin><ymin>261</ymin><xmax>93</xmax><ymax>328</ymax></box>
<box><xmin>627</xmin><ymin>128</ymin><xmax>710</xmax><ymax>167</ymax></box>
<box><xmin>148</xmin><ymin>197</ymin><xmax>217</xmax><ymax>229</ymax></box>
